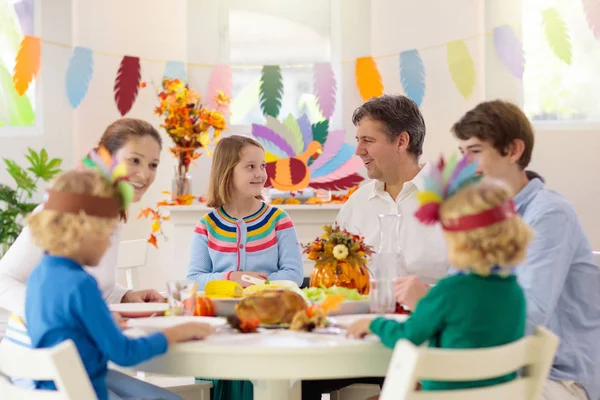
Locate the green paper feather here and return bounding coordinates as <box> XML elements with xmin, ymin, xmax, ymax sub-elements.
<box><xmin>311</xmin><ymin>119</ymin><xmax>329</xmax><ymax>146</ymax></box>
<box><xmin>542</xmin><ymin>8</ymin><xmax>572</xmax><ymax>65</ymax></box>
<box><xmin>259</xmin><ymin>65</ymin><xmax>283</xmax><ymax>118</ymax></box>
<box><xmin>442</xmin><ymin>153</ymin><xmax>458</xmax><ymax>182</ymax></box>
<box><xmin>282</xmin><ymin>113</ymin><xmax>304</xmax><ymax>155</ymax></box>
<box><xmin>118</xmin><ymin>180</ymin><xmax>134</xmax><ymax>209</ymax></box>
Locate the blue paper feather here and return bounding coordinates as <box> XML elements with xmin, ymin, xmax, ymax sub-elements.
<box><xmin>311</xmin><ymin>143</ymin><xmax>355</xmax><ymax>179</ymax></box>
<box><xmin>447</xmin><ymin>162</ymin><xmax>479</xmax><ymax>197</ymax></box>
<box><xmin>163</xmin><ymin>60</ymin><xmax>187</xmax><ymax>83</ymax></box>
<box><xmin>399</xmin><ymin>49</ymin><xmax>426</xmax><ymax>107</ymax></box>
<box><xmin>66</xmin><ymin>47</ymin><xmax>94</xmax><ymax>109</ymax></box>
<box><xmin>423</xmin><ymin>175</ymin><xmax>442</xmax><ymax>196</ymax></box>
<box><xmin>297</xmin><ymin>114</ymin><xmax>313</xmax><ymax>152</ymax></box>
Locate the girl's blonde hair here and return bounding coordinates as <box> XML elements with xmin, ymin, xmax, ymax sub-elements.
<box><xmin>440</xmin><ymin>179</ymin><xmax>533</xmax><ymax>275</ymax></box>
<box><xmin>207</xmin><ymin>135</ymin><xmax>265</xmax><ymax>209</ymax></box>
<box><xmin>28</xmin><ymin>170</ymin><xmax>120</xmax><ymax>257</ymax></box>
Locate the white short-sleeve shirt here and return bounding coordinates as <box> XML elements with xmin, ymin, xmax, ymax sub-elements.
<box><xmin>335</xmin><ymin>164</ymin><xmax>448</xmax><ymax>283</ymax></box>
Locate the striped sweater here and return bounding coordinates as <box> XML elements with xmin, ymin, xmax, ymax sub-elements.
<box><xmin>186</xmin><ymin>202</ymin><xmax>304</xmax><ymax>290</ymax></box>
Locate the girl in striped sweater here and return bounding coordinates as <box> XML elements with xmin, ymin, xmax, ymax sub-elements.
<box><xmin>186</xmin><ymin>134</ymin><xmax>304</xmax><ymax>290</ymax></box>
<box><xmin>187</xmin><ymin>135</ymin><xmax>304</xmax><ymax>400</ymax></box>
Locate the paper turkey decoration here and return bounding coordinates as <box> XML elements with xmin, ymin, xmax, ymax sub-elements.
<box><xmin>251</xmin><ymin>114</ymin><xmax>364</xmax><ymax>192</ymax></box>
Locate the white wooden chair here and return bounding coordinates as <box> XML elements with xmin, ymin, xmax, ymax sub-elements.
<box><xmin>0</xmin><ymin>339</ymin><xmax>96</xmax><ymax>399</ymax></box>
<box><xmin>117</xmin><ymin>239</ymin><xmax>148</xmax><ymax>289</ymax></box>
<box><xmin>378</xmin><ymin>326</ymin><xmax>559</xmax><ymax>400</ymax></box>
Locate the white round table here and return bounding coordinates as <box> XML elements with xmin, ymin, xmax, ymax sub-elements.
<box><xmin>131</xmin><ymin>327</ymin><xmax>395</xmax><ymax>400</ymax></box>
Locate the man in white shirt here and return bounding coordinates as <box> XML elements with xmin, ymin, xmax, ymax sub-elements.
<box><xmin>335</xmin><ymin>94</ymin><xmax>448</xmax><ymax>283</ymax></box>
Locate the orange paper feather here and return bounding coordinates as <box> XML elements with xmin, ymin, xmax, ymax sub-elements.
<box><xmin>355</xmin><ymin>56</ymin><xmax>384</xmax><ymax>101</ymax></box>
<box><xmin>13</xmin><ymin>36</ymin><xmax>41</xmax><ymax>96</ymax></box>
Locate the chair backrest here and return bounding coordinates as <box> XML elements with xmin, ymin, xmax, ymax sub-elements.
<box><xmin>0</xmin><ymin>340</ymin><xmax>96</xmax><ymax>400</ymax></box>
<box><xmin>117</xmin><ymin>239</ymin><xmax>148</xmax><ymax>289</ymax></box>
<box><xmin>379</xmin><ymin>326</ymin><xmax>559</xmax><ymax>400</ymax></box>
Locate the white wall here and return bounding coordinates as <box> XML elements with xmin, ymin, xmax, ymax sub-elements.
<box><xmin>2</xmin><ymin>0</ymin><xmax>598</xmax><ymax>291</ymax></box>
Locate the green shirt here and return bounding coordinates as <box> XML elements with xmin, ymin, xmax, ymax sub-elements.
<box><xmin>370</xmin><ymin>273</ymin><xmax>526</xmax><ymax>391</ymax></box>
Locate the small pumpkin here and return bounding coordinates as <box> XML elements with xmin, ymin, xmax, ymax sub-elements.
<box><xmin>182</xmin><ymin>295</ymin><xmax>215</xmax><ymax>316</ymax></box>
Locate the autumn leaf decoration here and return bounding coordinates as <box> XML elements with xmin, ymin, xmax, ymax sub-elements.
<box><xmin>259</xmin><ymin>65</ymin><xmax>283</xmax><ymax>118</ymax></box>
<box><xmin>114</xmin><ymin>56</ymin><xmax>141</xmax><ymax>116</ymax></box>
<box><xmin>13</xmin><ymin>36</ymin><xmax>41</xmax><ymax>96</ymax></box>
<box><xmin>138</xmin><ymin>192</ymin><xmax>203</xmax><ymax>248</ymax></box>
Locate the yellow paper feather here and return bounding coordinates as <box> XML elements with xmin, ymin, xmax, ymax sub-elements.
<box><xmin>447</xmin><ymin>40</ymin><xmax>475</xmax><ymax>100</ymax></box>
<box><xmin>265</xmin><ymin>151</ymin><xmax>279</xmax><ymax>163</ymax></box>
<box><xmin>417</xmin><ymin>191</ymin><xmax>442</xmax><ymax>205</ymax></box>
<box><xmin>355</xmin><ymin>56</ymin><xmax>384</xmax><ymax>101</ymax></box>
<box><xmin>111</xmin><ymin>163</ymin><xmax>127</xmax><ymax>180</ymax></box>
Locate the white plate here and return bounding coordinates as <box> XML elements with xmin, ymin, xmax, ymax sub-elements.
<box><xmin>329</xmin><ymin>313</ymin><xmax>409</xmax><ymax>328</ymax></box>
<box><xmin>109</xmin><ymin>303</ymin><xmax>169</xmax><ymax>318</ymax></box>
<box><xmin>127</xmin><ymin>316</ymin><xmax>226</xmax><ymax>333</ymax></box>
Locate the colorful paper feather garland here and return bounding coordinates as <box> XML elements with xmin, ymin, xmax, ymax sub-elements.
<box><xmin>260</xmin><ymin>65</ymin><xmax>283</xmax><ymax>118</ymax></box>
<box><xmin>446</xmin><ymin>40</ymin><xmax>475</xmax><ymax>100</ymax></box>
<box><xmin>207</xmin><ymin>64</ymin><xmax>232</xmax><ymax>111</ymax></box>
<box><xmin>114</xmin><ymin>56</ymin><xmax>141</xmax><ymax>116</ymax></box>
<box><xmin>493</xmin><ymin>25</ymin><xmax>525</xmax><ymax>79</ymax></box>
<box><xmin>582</xmin><ymin>0</ymin><xmax>600</xmax><ymax>40</ymax></box>
<box><xmin>355</xmin><ymin>56</ymin><xmax>383</xmax><ymax>102</ymax></box>
<box><xmin>399</xmin><ymin>49</ymin><xmax>426</xmax><ymax>106</ymax></box>
<box><xmin>163</xmin><ymin>60</ymin><xmax>187</xmax><ymax>83</ymax></box>
<box><xmin>313</xmin><ymin>62</ymin><xmax>337</xmax><ymax>119</ymax></box>
<box><xmin>66</xmin><ymin>46</ymin><xmax>94</xmax><ymax>108</ymax></box>
<box><xmin>13</xmin><ymin>35</ymin><xmax>40</xmax><ymax>96</ymax></box>
<box><xmin>542</xmin><ymin>7</ymin><xmax>572</xmax><ymax>65</ymax></box>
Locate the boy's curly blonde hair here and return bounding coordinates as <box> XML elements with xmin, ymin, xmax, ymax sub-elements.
<box><xmin>28</xmin><ymin>169</ymin><xmax>121</xmax><ymax>257</ymax></box>
<box><xmin>440</xmin><ymin>179</ymin><xmax>533</xmax><ymax>275</ymax></box>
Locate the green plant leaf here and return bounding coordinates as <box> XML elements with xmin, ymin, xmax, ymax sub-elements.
<box><xmin>4</xmin><ymin>159</ymin><xmax>35</xmax><ymax>195</ymax></box>
<box><xmin>25</xmin><ymin>148</ymin><xmax>63</xmax><ymax>181</ymax></box>
<box><xmin>17</xmin><ymin>202</ymin><xmax>38</xmax><ymax>214</ymax></box>
<box><xmin>0</xmin><ymin>184</ymin><xmax>19</xmax><ymax>203</ymax></box>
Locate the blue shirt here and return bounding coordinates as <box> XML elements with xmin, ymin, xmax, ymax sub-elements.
<box><xmin>25</xmin><ymin>255</ymin><xmax>168</xmax><ymax>400</ymax></box>
<box><xmin>515</xmin><ymin>175</ymin><xmax>600</xmax><ymax>400</ymax></box>
<box><xmin>187</xmin><ymin>203</ymin><xmax>304</xmax><ymax>290</ymax></box>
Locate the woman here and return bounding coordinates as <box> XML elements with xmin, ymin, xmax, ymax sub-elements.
<box><xmin>0</xmin><ymin>118</ymin><xmax>165</xmax><ymax>388</ymax></box>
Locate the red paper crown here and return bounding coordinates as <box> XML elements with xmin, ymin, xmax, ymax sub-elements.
<box><xmin>440</xmin><ymin>199</ymin><xmax>517</xmax><ymax>232</ymax></box>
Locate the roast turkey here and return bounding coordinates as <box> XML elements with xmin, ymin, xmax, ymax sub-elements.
<box><xmin>234</xmin><ymin>289</ymin><xmax>308</xmax><ymax>325</ymax></box>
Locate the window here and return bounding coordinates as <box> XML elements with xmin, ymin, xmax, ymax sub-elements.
<box><xmin>228</xmin><ymin>1</ymin><xmax>331</xmax><ymax>125</ymax></box>
<box><xmin>0</xmin><ymin>0</ymin><xmax>35</xmax><ymax>127</ymax></box>
<box><xmin>523</xmin><ymin>0</ymin><xmax>600</xmax><ymax>121</ymax></box>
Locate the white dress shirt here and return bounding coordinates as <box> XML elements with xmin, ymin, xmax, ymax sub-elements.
<box><xmin>335</xmin><ymin>164</ymin><xmax>448</xmax><ymax>283</ymax></box>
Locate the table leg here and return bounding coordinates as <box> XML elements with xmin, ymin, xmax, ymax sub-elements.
<box><xmin>252</xmin><ymin>379</ymin><xmax>301</xmax><ymax>400</ymax></box>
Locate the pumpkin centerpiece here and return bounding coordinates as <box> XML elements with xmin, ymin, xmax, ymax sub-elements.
<box><xmin>304</xmin><ymin>225</ymin><xmax>374</xmax><ymax>295</ymax></box>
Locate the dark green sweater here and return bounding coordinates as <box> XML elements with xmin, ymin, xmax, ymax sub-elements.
<box><xmin>370</xmin><ymin>273</ymin><xmax>526</xmax><ymax>391</ymax></box>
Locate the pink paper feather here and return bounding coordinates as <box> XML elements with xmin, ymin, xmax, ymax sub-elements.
<box><xmin>310</xmin><ymin>157</ymin><xmax>363</xmax><ymax>183</ymax></box>
<box><xmin>583</xmin><ymin>0</ymin><xmax>600</xmax><ymax>40</ymax></box>
<box><xmin>313</xmin><ymin>62</ymin><xmax>337</xmax><ymax>120</ymax></box>
<box><xmin>309</xmin><ymin>173</ymin><xmax>364</xmax><ymax>191</ymax></box>
<box><xmin>308</xmin><ymin>130</ymin><xmax>345</xmax><ymax>171</ymax></box>
<box><xmin>207</xmin><ymin>65</ymin><xmax>232</xmax><ymax>111</ymax></box>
